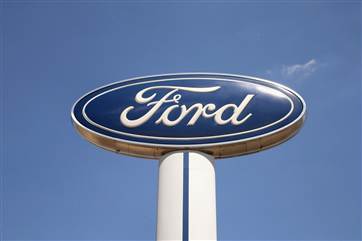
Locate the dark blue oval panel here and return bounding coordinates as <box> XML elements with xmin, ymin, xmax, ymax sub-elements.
<box><xmin>72</xmin><ymin>73</ymin><xmax>305</xmax><ymax>147</ymax></box>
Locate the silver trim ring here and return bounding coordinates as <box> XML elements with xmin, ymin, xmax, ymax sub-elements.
<box><xmin>71</xmin><ymin>73</ymin><xmax>306</xmax><ymax>152</ymax></box>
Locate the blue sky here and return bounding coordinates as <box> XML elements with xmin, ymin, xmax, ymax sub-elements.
<box><xmin>2</xmin><ymin>1</ymin><xmax>361</xmax><ymax>240</ymax></box>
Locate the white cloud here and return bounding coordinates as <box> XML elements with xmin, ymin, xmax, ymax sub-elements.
<box><xmin>281</xmin><ymin>59</ymin><xmax>318</xmax><ymax>79</ymax></box>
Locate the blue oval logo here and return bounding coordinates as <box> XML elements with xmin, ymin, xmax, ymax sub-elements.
<box><xmin>72</xmin><ymin>73</ymin><xmax>306</xmax><ymax>158</ymax></box>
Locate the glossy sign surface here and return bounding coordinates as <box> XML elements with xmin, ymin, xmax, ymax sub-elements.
<box><xmin>72</xmin><ymin>73</ymin><xmax>306</xmax><ymax>158</ymax></box>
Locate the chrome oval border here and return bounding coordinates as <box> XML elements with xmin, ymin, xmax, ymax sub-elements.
<box><xmin>71</xmin><ymin>73</ymin><xmax>306</xmax><ymax>157</ymax></box>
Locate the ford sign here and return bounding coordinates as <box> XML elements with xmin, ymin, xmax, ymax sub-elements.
<box><xmin>71</xmin><ymin>73</ymin><xmax>306</xmax><ymax>158</ymax></box>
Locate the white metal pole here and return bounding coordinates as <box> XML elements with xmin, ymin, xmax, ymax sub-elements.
<box><xmin>157</xmin><ymin>151</ymin><xmax>217</xmax><ymax>241</ymax></box>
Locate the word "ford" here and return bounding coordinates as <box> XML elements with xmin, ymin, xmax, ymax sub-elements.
<box><xmin>120</xmin><ymin>86</ymin><xmax>255</xmax><ymax>127</ymax></box>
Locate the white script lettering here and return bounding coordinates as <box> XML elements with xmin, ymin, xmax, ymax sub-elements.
<box><xmin>120</xmin><ymin>86</ymin><xmax>254</xmax><ymax>127</ymax></box>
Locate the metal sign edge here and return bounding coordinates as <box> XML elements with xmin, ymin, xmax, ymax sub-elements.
<box><xmin>71</xmin><ymin>73</ymin><xmax>307</xmax><ymax>158</ymax></box>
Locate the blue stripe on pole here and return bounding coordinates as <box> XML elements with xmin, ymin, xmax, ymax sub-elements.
<box><xmin>182</xmin><ymin>152</ymin><xmax>189</xmax><ymax>241</ymax></box>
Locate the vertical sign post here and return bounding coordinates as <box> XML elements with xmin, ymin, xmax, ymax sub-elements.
<box><xmin>157</xmin><ymin>151</ymin><xmax>217</xmax><ymax>240</ymax></box>
<box><xmin>72</xmin><ymin>73</ymin><xmax>306</xmax><ymax>240</ymax></box>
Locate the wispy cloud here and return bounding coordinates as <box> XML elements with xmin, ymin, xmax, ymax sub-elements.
<box><xmin>281</xmin><ymin>59</ymin><xmax>318</xmax><ymax>79</ymax></box>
